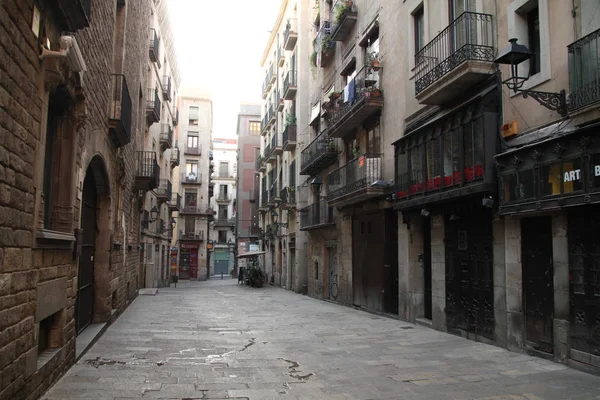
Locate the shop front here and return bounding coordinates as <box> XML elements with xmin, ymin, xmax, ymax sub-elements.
<box><xmin>394</xmin><ymin>84</ymin><xmax>501</xmax><ymax>342</ymax></box>
<box><xmin>497</xmin><ymin>124</ymin><xmax>600</xmax><ymax>370</ymax></box>
<box><xmin>179</xmin><ymin>243</ymin><xmax>198</xmax><ymax>280</ymax></box>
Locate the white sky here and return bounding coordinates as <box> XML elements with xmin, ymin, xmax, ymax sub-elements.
<box><xmin>168</xmin><ymin>0</ymin><xmax>282</xmax><ymax>138</ymax></box>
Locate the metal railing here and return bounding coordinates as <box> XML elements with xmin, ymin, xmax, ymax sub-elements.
<box><xmin>315</xmin><ymin>21</ymin><xmax>333</xmax><ymax>52</ymax></box>
<box><xmin>327</xmin><ymin>153</ymin><xmax>383</xmax><ymax>200</ymax></box>
<box><xmin>156</xmin><ymin>179</ymin><xmax>172</xmax><ymax>200</ymax></box>
<box><xmin>284</xmin><ymin>70</ymin><xmax>297</xmax><ymax>95</ymax></box>
<box><xmin>160</xmin><ymin>123</ymin><xmax>172</xmax><ymax>145</ymax></box>
<box><xmin>170</xmin><ymin>147</ymin><xmax>180</xmax><ymax>165</ymax></box>
<box><xmin>568</xmin><ymin>27</ymin><xmax>600</xmax><ymax>111</ymax></box>
<box><xmin>181</xmin><ymin>171</ymin><xmax>202</xmax><ymax>184</ymax></box>
<box><xmin>149</xmin><ymin>28</ymin><xmax>159</xmax><ymax>61</ymax></box>
<box><xmin>270</xmin><ymin>132</ymin><xmax>280</xmax><ymax>149</ymax></box>
<box><xmin>282</xmin><ymin>124</ymin><xmax>296</xmax><ymax>146</ymax></box>
<box><xmin>261</xmin><ymin>189</ymin><xmax>269</xmax><ymax>207</ymax></box>
<box><xmin>136</xmin><ymin>151</ymin><xmax>159</xmax><ymax>181</ymax></box>
<box><xmin>269</xmin><ymin>182</ymin><xmax>278</xmax><ymax>202</ymax></box>
<box><xmin>280</xmin><ymin>186</ymin><xmax>295</xmax><ymax>205</ymax></box>
<box><xmin>215</xmin><ymin>218</ymin><xmax>236</xmax><ymax>227</ymax></box>
<box><xmin>146</xmin><ymin>88</ymin><xmax>161</xmax><ymax>119</ymax></box>
<box><xmin>169</xmin><ymin>193</ymin><xmax>181</xmax><ymax>210</ymax></box>
<box><xmin>331</xmin><ymin>0</ymin><xmax>356</xmax><ymax>35</ymax></box>
<box><xmin>415</xmin><ymin>12</ymin><xmax>494</xmax><ymax>95</ymax></box>
<box><xmin>162</xmin><ymin>75</ymin><xmax>172</xmax><ymax>101</ymax></box>
<box><xmin>184</xmin><ymin>143</ymin><xmax>201</xmax><ymax>155</ymax></box>
<box><xmin>216</xmin><ymin>193</ymin><xmax>232</xmax><ymax>202</ymax></box>
<box><xmin>300</xmin><ymin>201</ymin><xmax>334</xmax><ymax>230</ymax></box>
<box><xmin>108</xmin><ymin>74</ymin><xmax>132</xmax><ymax>146</ymax></box>
<box><xmin>328</xmin><ymin>65</ymin><xmax>382</xmax><ymax>128</ymax></box>
<box><xmin>180</xmin><ymin>230</ymin><xmax>204</xmax><ymax>241</ymax></box>
<box><xmin>181</xmin><ymin>203</ymin><xmax>213</xmax><ymax>214</ymax></box>
<box><xmin>255</xmin><ymin>156</ymin><xmax>265</xmax><ymax>171</ymax></box>
<box><xmin>264</xmin><ymin>143</ymin><xmax>272</xmax><ymax>160</ymax></box>
<box><xmin>284</xmin><ymin>19</ymin><xmax>297</xmax><ymax>50</ymax></box>
<box><xmin>300</xmin><ymin>131</ymin><xmax>340</xmax><ymax>171</ymax></box>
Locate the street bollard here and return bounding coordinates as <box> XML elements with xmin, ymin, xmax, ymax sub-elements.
<box><xmin>221</xmin><ymin>271</ymin><xmax>223</xmax><ymax>280</ymax></box>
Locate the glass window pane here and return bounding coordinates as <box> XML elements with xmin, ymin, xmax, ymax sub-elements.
<box><xmin>463</xmin><ymin>121</ymin><xmax>475</xmax><ymax>181</ymax></box>
<box><xmin>410</xmin><ymin>147</ymin><xmax>424</xmax><ymax>194</ymax></box>
<box><xmin>473</xmin><ymin>117</ymin><xmax>485</xmax><ymax>179</ymax></box>
<box><xmin>593</xmin><ymin>153</ymin><xmax>600</xmax><ymax>188</ymax></box>
<box><xmin>502</xmin><ymin>173</ymin><xmax>517</xmax><ymax>203</ymax></box>
<box><xmin>426</xmin><ymin>137</ymin><xmax>441</xmax><ymax>190</ymax></box>
<box><xmin>396</xmin><ymin>151</ymin><xmax>409</xmax><ymax>198</ymax></box>
<box><xmin>519</xmin><ymin>169</ymin><xmax>536</xmax><ymax>200</ymax></box>
<box><xmin>542</xmin><ymin>163</ymin><xmax>561</xmax><ymax>196</ymax></box>
<box><xmin>562</xmin><ymin>159</ymin><xmax>583</xmax><ymax>193</ymax></box>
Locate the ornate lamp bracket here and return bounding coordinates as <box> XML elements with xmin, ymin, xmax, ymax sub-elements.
<box><xmin>520</xmin><ymin>89</ymin><xmax>567</xmax><ymax>117</ymax></box>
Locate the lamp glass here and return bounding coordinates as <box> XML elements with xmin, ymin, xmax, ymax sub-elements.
<box><xmin>150</xmin><ymin>205</ymin><xmax>159</xmax><ymax>221</ymax></box>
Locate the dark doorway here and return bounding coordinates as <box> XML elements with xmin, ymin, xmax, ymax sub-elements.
<box><xmin>76</xmin><ymin>171</ymin><xmax>97</xmax><ymax>334</ymax></box>
<box><xmin>383</xmin><ymin>209</ymin><xmax>399</xmax><ymax>315</ymax></box>
<box><xmin>353</xmin><ymin>211</ymin><xmax>385</xmax><ymax>312</ymax></box>
<box><xmin>445</xmin><ymin>210</ymin><xmax>494</xmax><ymax>339</ymax></box>
<box><xmin>423</xmin><ymin>216</ymin><xmax>433</xmax><ymax>320</ymax></box>
<box><xmin>521</xmin><ymin>217</ymin><xmax>554</xmax><ymax>354</ymax></box>
<box><xmin>568</xmin><ymin>207</ymin><xmax>600</xmax><ymax>361</ymax></box>
<box><xmin>328</xmin><ymin>246</ymin><xmax>338</xmax><ymax>300</ymax></box>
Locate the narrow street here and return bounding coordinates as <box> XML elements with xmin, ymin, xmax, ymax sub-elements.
<box><xmin>43</xmin><ymin>280</ymin><xmax>600</xmax><ymax>400</ymax></box>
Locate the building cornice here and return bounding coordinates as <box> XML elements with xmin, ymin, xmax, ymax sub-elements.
<box><xmin>260</xmin><ymin>0</ymin><xmax>289</xmax><ymax>67</ymax></box>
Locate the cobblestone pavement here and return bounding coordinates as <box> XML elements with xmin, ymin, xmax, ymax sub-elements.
<box><xmin>43</xmin><ymin>279</ymin><xmax>600</xmax><ymax>400</ymax></box>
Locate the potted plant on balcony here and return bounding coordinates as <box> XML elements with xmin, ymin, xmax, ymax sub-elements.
<box><xmin>328</xmin><ymin>90</ymin><xmax>342</xmax><ymax>101</ymax></box>
<box><xmin>352</xmin><ymin>146</ymin><xmax>361</xmax><ymax>158</ymax></box>
<box><xmin>310</xmin><ymin>50</ymin><xmax>317</xmax><ymax>68</ymax></box>
<box><xmin>326</xmin><ymin>138</ymin><xmax>337</xmax><ymax>152</ymax></box>
<box><xmin>334</xmin><ymin>1</ymin><xmax>353</xmax><ymax>25</ymax></box>
<box><xmin>285</xmin><ymin>112</ymin><xmax>297</xmax><ymax>126</ymax></box>
<box><xmin>366</xmin><ymin>51</ymin><xmax>381</xmax><ymax>70</ymax></box>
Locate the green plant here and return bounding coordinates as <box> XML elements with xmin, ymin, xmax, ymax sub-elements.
<box><xmin>334</xmin><ymin>2</ymin><xmax>351</xmax><ymax>24</ymax></box>
<box><xmin>328</xmin><ymin>90</ymin><xmax>342</xmax><ymax>100</ymax></box>
<box><xmin>285</xmin><ymin>112</ymin><xmax>297</xmax><ymax>126</ymax></box>
<box><xmin>310</xmin><ymin>50</ymin><xmax>317</xmax><ymax>68</ymax></box>
<box><xmin>366</xmin><ymin>51</ymin><xmax>380</xmax><ymax>67</ymax></box>
<box><xmin>245</xmin><ymin>265</ymin><xmax>265</xmax><ymax>288</ymax></box>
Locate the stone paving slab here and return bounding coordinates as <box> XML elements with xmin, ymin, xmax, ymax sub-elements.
<box><xmin>42</xmin><ymin>279</ymin><xmax>600</xmax><ymax>400</ymax></box>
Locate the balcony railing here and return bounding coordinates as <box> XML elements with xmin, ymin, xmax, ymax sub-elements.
<box><xmin>159</xmin><ymin>123</ymin><xmax>173</xmax><ymax>151</ymax></box>
<box><xmin>173</xmin><ymin>106</ymin><xmax>179</xmax><ymax>126</ymax></box>
<box><xmin>568</xmin><ymin>28</ymin><xmax>600</xmax><ymax>111</ymax></box>
<box><xmin>283</xmin><ymin>70</ymin><xmax>297</xmax><ymax>99</ymax></box>
<box><xmin>180</xmin><ymin>230</ymin><xmax>205</xmax><ymax>241</ymax></box>
<box><xmin>326</xmin><ymin>153</ymin><xmax>384</xmax><ymax>206</ymax></box>
<box><xmin>280</xmin><ymin>186</ymin><xmax>296</xmax><ymax>208</ymax></box>
<box><xmin>314</xmin><ymin>21</ymin><xmax>335</xmax><ymax>68</ymax></box>
<box><xmin>327</xmin><ymin>65</ymin><xmax>383</xmax><ymax>139</ymax></box>
<box><xmin>284</xmin><ymin>19</ymin><xmax>298</xmax><ymax>51</ymax></box>
<box><xmin>261</xmin><ymin>114</ymin><xmax>269</xmax><ymax>135</ymax></box>
<box><xmin>260</xmin><ymin>189</ymin><xmax>269</xmax><ymax>208</ymax></box>
<box><xmin>168</xmin><ymin>193</ymin><xmax>181</xmax><ymax>211</ymax></box>
<box><xmin>331</xmin><ymin>0</ymin><xmax>358</xmax><ymax>42</ymax></box>
<box><xmin>271</xmin><ymin>132</ymin><xmax>282</xmax><ymax>156</ymax></box>
<box><xmin>214</xmin><ymin>218</ymin><xmax>236</xmax><ymax>227</ymax></box>
<box><xmin>184</xmin><ymin>143</ymin><xmax>201</xmax><ymax>155</ymax></box>
<box><xmin>162</xmin><ymin>75</ymin><xmax>172</xmax><ymax>101</ymax></box>
<box><xmin>300</xmin><ymin>201</ymin><xmax>334</xmax><ymax>230</ymax></box>
<box><xmin>414</xmin><ymin>12</ymin><xmax>494</xmax><ymax>98</ymax></box>
<box><xmin>216</xmin><ymin>193</ymin><xmax>232</xmax><ymax>203</ymax></box>
<box><xmin>170</xmin><ymin>147</ymin><xmax>180</xmax><ymax>167</ymax></box>
<box><xmin>268</xmin><ymin>182</ymin><xmax>279</xmax><ymax>205</ymax></box>
<box><xmin>155</xmin><ymin>179</ymin><xmax>172</xmax><ymax>201</ymax></box>
<box><xmin>282</xmin><ymin>124</ymin><xmax>297</xmax><ymax>151</ymax></box>
<box><xmin>277</xmin><ymin>46</ymin><xmax>285</xmax><ymax>66</ymax></box>
<box><xmin>264</xmin><ymin>144</ymin><xmax>273</xmax><ymax>162</ymax></box>
<box><xmin>55</xmin><ymin>0</ymin><xmax>90</xmax><ymax>31</ymax></box>
<box><xmin>256</xmin><ymin>156</ymin><xmax>266</xmax><ymax>172</ymax></box>
<box><xmin>181</xmin><ymin>171</ymin><xmax>202</xmax><ymax>184</ymax></box>
<box><xmin>146</xmin><ymin>88</ymin><xmax>161</xmax><ymax>123</ymax></box>
<box><xmin>276</xmin><ymin>90</ymin><xmax>284</xmax><ymax>111</ymax></box>
<box><xmin>108</xmin><ymin>74</ymin><xmax>132</xmax><ymax>148</ymax></box>
<box><xmin>300</xmin><ymin>131</ymin><xmax>341</xmax><ymax>176</ymax></box>
<box><xmin>149</xmin><ymin>28</ymin><xmax>160</xmax><ymax>65</ymax></box>
<box><xmin>135</xmin><ymin>151</ymin><xmax>159</xmax><ymax>191</ymax></box>
<box><xmin>268</xmin><ymin>103</ymin><xmax>275</xmax><ymax>124</ymax></box>
<box><xmin>180</xmin><ymin>203</ymin><xmax>214</xmax><ymax>215</ymax></box>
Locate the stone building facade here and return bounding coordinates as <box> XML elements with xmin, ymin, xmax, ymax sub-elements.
<box><xmin>0</xmin><ymin>0</ymin><xmax>171</xmax><ymax>398</ymax></box>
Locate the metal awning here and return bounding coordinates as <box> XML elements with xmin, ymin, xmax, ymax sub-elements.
<box><xmin>236</xmin><ymin>251</ymin><xmax>266</xmax><ymax>259</ymax></box>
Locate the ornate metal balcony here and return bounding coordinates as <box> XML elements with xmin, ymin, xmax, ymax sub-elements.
<box><xmin>173</xmin><ymin>106</ymin><xmax>179</xmax><ymax>126</ymax></box>
<box><xmin>180</xmin><ymin>203</ymin><xmax>214</xmax><ymax>216</ymax></box>
<box><xmin>278</xmin><ymin>46</ymin><xmax>285</xmax><ymax>67</ymax></box>
<box><xmin>155</xmin><ymin>179</ymin><xmax>172</xmax><ymax>202</ymax></box>
<box><xmin>180</xmin><ymin>229</ymin><xmax>205</xmax><ymax>242</ymax></box>
<box><xmin>268</xmin><ymin>182</ymin><xmax>280</xmax><ymax>206</ymax></box>
<box><xmin>331</xmin><ymin>0</ymin><xmax>357</xmax><ymax>42</ymax></box>
<box><xmin>168</xmin><ymin>193</ymin><xmax>181</xmax><ymax>211</ymax></box>
<box><xmin>414</xmin><ymin>12</ymin><xmax>494</xmax><ymax>105</ymax></box>
<box><xmin>216</xmin><ymin>193</ymin><xmax>232</xmax><ymax>203</ymax></box>
<box><xmin>315</xmin><ymin>21</ymin><xmax>335</xmax><ymax>68</ymax></box>
<box><xmin>300</xmin><ymin>131</ymin><xmax>341</xmax><ymax>176</ymax></box>
<box><xmin>159</xmin><ymin>123</ymin><xmax>173</xmax><ymax>151</ymax></box>
<box><xmin>214</xmin><ymin>218</ymin><xmax>236</xmax><ymax>228</ymax></box>
<box><xmin>282</xmin><ymin>124</ymin><xmax>297</xmax><ymax>151</ymax></box>
<box><xmin>181</xmin><ymin>171</ymin><xmax>202</xmax><ymax>185</ymax></box>
<box><xmin>256</xmin><ymin>156</ymin><xmax>266</xmax><ymax>173</ymax></box>
<box><xmin>300</xmin><ymin>201</ymin><xmax>335</xmax><ymax>231</ymax></box>
<box><xmin>268</xmin><ymin>103</ymin><xmax>276</xmax><ymax>125</ymax></box>
<box><xmin>54</xmin><ymin>0</ymin><xmax>90</xmax><ymax>31</ymax></box>
<box><xmin>146</xmin><ymin>88</ymin><xmax>161</xmax><ymax>124</ymax></box>
<box><xmin>260</xmin><ymin>189</ymin><xmax>269</xmax><ymax>210</ymax></box>
<box><xmin>108</xmin><ymin>74</ymin><xmax>132</xmax><ymax>148</ymax></box>
<box><xmin>170</xmin><ymin>147</ymin><xmax>180</xmax><ymax>167</ymax></box>
<box><xmin>135</xmin><ymin>151</ymin><xmax>159</xmax><ymax>191</ymax></box>
<box><xmin>184</xmin><ymin>143</ymin><xmax>201</xmax><ymax>155</ymax></box>
<box><xmin>162</xmin><ymin>75</ymin><xmax>172</xmax><ymax>102</ymax></box>
<box><xmin>265</xmin><ymin>144</ymin><xmax>274</xmax><ymax>163</ymax></box>
<box><xmin>280</xmin><ymin>186</ymin><xmax>296</xmax><ymax>209</ymax></box>
<box><xmin>149</xmin><ymin>28</ymin><xmax>160</xmax><ymax>66</ymax></box>
<box><xmin>271</xmin><ymin>132</ymin><xmax>282</xmax><ymax>157</ymax></box>
<box><xmin>326</xmin><ymin>153</ymin><xmax>385</xmax><ymax>207</ymax></box>
<box><xmin>327</xmin><ymin>65</ymin><xmax>383</xmax><ymax>139</ymax></box>
<box><xmin>283</xmin><ymin>70</ymin><xmax>297</xmax><ymax>99</ymax></box>
<box><xmin>568</xmin><ymin>28</ymin><xmax>600</xmax><ymax>111</ymax></box>
<box><xmin>284</xmin><ymin>19</ymin><xmax>298</xmax><ymax>51</ymax></box>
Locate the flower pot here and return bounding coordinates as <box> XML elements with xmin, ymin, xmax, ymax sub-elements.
<box><xmin>371</xmin><ymin>60</ymin><xmax>380</xmax><ymax>70</ymax></box>
<box><xmin>345</xmin><ymin>0</ymin><xmax>353</xmax><ymax>7</ymax></box>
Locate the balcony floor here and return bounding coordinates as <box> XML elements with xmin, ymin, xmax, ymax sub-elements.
<box><xmin>284</xmin><ymin>86</ymin><xmax>297</xmax><ymax>100</ymax></box>
<box><xmin>331</xmin><ymin>11</ymin><xmax>357</xmax><ymax>42</ymax></box>
<box><xmin>300</xmin><ymin>150</ymin><xmax>338</xmax><ymax>176</ymax></box>
<box><xmin>283</xmin><ymin>140</ymin><xmax>296</xmax><ymax>151</ymax></box>
<box><xmin>328</xmin><ymin>96</ymin><xmax>384</xmax><ymax>139</ymax></box>
<box><xmin>300</xmin><ymin>222</ymin><xmax>335</xmax><ymax>231</ymax></box>
<box><xmin>327</xmin><ymin>186</ymin><xmax>387</xmax><ymax>208</ymax></box>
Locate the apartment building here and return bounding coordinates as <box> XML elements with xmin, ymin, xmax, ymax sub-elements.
<box><xmin>235</xmin><ymin>104</ymin><xmax>262</xmax><ymax>274</ymax></box>
<box><xmin>139</xmin><ymin>0</ymin><xmax>181</xmax><ymax>289</ymax></box>
<box><xmin>257</xmin><ymin>0</ymin><xmax>311</xmax><ymax>290</ymax></box>
<box><xmin>0</xmin><ymin>0</ymin><xmax>161</xmax><ymax>397</ymax></box>
<box><xmin>208</xmin><ymin>138</ymin><xmax>238</xmax><ymax>276</ymax></box>
<box><xmin>172</xmin><ymin>91</ymin><xmax>214</xmax><ymax>281</ymax></box>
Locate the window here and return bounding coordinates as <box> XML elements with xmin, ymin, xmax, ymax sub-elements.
<box><xmin>185</xmin><ymin>217</ymin><xmax>195</xmax><ymax>234</ymax></box>
<box><xmin>396</xmin><ymin>151</ymin><xmax>409</xmax><ymax>198</ymax></box>
<box><xmin>218</xmin><ymin>230</ymin><xmax>227</xmax><ymax>243</ymax></box>
<box><xmin>184</xmin><ymin>191</ymin><xmax>197</xmax><ymax>209</ymax></box>
<box><xmin>185</xmin><ymin>162</ymin><xmax>198</xmax><ymax>182</ymax></box>
<box><xmin>413</xmin><ymin>5</ymin><xmax>425</xmax><ymax>54</ymax></box>
<box><xmin>189</xmin><ymin>106</ymin><xmax>199</xmax><ymax>125</ymax></box>
<box><xmin>249</xmin><ymin>121</ymin><xmax>261</xmax><ymax>135</ymax></box>
<box><xmin>219</xmin><ymin>184</ymin><xmax>228</xmax><ymax>198</ymax></box>
<box><xmin>526</xmin><ymin>5</ymin><xmax>541</xmax><ymax>75</ymax></box>
<box><xmin>541</xmin><ymin>159</ymin><xmax>583</xmax><ymax>196</ymax></box>
<box><xmin>409</xmin><ymin>147</ymin><xmax>424</xmax><ymax>194</ymax></box>
<box><xmin>218</xmin><ymin>205</ymin><xmax>228</xmax><ymax>220</ymax></box>
<box><xmin>367</xmin><ymin>123</ymin><xmax>381</xmax><ymax>154</ymax></box>
<box><xmin>502</xmin><ymin>170</ymin><xmax>535</xmax><ymax>203</ymax></box>
<box><xmin>187</xmin><ymin>134</ymin><xmax>198</xmax><ymax>148</ymax></box>
<box><xmin>219</xmin><ymin>161</ymin><xmax>229</xmax><ymax>177</ymax></box>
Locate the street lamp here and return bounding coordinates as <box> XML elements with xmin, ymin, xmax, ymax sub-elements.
<box><xmin>149</xmin><ymin>205</ymin><xmax>160</xmax><ymax>222</ymax></box>
<box><xmin>271</xmin><ymin>210</ymin><xmax>288</xmax><ymax>229</ymax></box>
<box><xmin>495</xmin><ymin>38</ymin><xmax>567</xmax><ymax>116</ymax></box>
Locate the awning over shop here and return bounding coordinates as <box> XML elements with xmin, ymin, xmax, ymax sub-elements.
<box><xmin>236</xmin><ymin>251</ymin><xmax>266</xmax><ymax>259</ymax></box>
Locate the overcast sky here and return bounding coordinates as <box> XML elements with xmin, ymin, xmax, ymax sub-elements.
<box><xmin>168</xmin><ymin>0</ymin><xmax>282</xmax><ymax>138</ymax></box>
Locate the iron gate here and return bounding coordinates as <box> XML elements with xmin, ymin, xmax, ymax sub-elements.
<box><xmin>521</xmin><ymin>217</ymin><xmax>554</xmax><ymax>354</ymax></box>
<box><xmin>568</xmin><ymin>208</ymin><xmax>600</xmax><ymax>359</ymax></box>
<box><xmin>328</xmin><ymin>246</ymin><xmax>338</xmax><ymax>300</ymax></box>
<box><xmin>76</xmin><ymin>172</ymin><xmax>96</xmax><ymax>334</ymax></box>
<box><xmin>445</xmin><ymin>212</ymin><xmax>494</xmax><ymax>339</ymax></box>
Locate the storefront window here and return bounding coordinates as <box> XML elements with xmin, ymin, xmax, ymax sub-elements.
<box><xmin>542</xmin><ymin>163</ymin><xmax>561</xmax><ymax>196</ymax></box>
<box><xmin>409</xmin><ymin>146</ymin><xmax>424</xmax><ymax>194</ymax></box>
<box><xmin>502</xmin><ymin>173</ymin><xmax>517</xmax><ymax>203</ymax></box>
<box><xmin>396</xmin><ymin>151</ymin><xmax>409</xmax><ymax>198</ymax></box>
<box><xmin>443</xmin><ymin>126</ymin><xmax>461</xmax><ymax>187</ymax></box>
<box><xmin>502</xmin><ymin>170</ymin><xmax>535</xmax><ymax>203</ymax></box>
<box><xmin>593</xmin><ymin>153</ymin><xmax>600</xmax><ymax>189</ymax></box>
<box><xmin>563</xmin><ymin>158</ymin><xmax>583</xmax><ymax>193</ymax></box>
<box><xmin>463</xmin><ymin>120</ymin><xmax>474</xmax><ymax>181</ymax></box>
<box><xmin>426</xmin><ymin>136</ymin><xmax>441</xmax><ymax>190</ymax></box>
<box><xmin>542</xmin><ymin>159</ymin><xmax>583</xmax><ymax>196</ymax></box>
<box><xmin>473</xmin><ymin>117</ymin><xmax>485</xmax><ymax>179</ymax></box>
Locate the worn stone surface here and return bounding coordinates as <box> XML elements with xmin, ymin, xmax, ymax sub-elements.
<box><xmin>43</xmin><ymin>279</ymin><xmax>600</xmax><ymax>400</ymax></box>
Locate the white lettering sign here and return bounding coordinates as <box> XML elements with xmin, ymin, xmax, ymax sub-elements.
<box><xmin>564</xmin><ymin>169</ymin><xmax>581</xmax><ymax>182</ymax></box>
<box><xmin>595</xmin><ymin>165</ymin><xmax>600</xmax><ymax>177</ymax></box>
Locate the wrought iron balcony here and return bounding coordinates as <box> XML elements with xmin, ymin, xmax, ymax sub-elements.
<box><xmin>180</xmin><ymin>229</ymin><xmax>205</xmax><ymax>241</ymax></box>
<box><xmin>280</xmin><ymin>186</ymin><xmax>296</xmax><ymax>209</ymax></box>
<box><xmin>331</xmin><ymin>0</ymin><xmax>357</xmax><ymax>42</ymax></box>
<box><xmin>284</xmin><ymin>19</ymin><xmax>298</xmax><ymax>51</ymax></box>
<box><xmin>159</xmin><ymin>123</ymin><xmax>173</xmax><ymax>151</ymax></box>
<box><xmin>260</xmin><ymin>189</ymin><xmax>269</xmax><ymax>209</ymax></box>
<box><xmin>568</xmin><ymin>28</ymin><xmax>600</xmax><ymax>111</ymax></box>
<box><xmin>300</xmin><ymin>131</ymin><xmax>341</xmax><ymax>176</ymax></box>
<box><xmin>300</xmin><ymin>201</ymin><xmax>335</xmax><ymax>231</ymax></box>
<box><xmin>282</xmin><ymin>124</ymin><xmax>297</xmax><ymax>151</ymax></box>
<box><xmin>327</xmin><ymin>65</ymin><xmax>383</xmax><ymax>139</ymax></box>
<box><xmin>184</xmin><ymin>143</ymin><xmax>201</xmax><ymax>155</ymax></box>
<box><xmin>326</xmin><ymin>153</ymin><xmax>385</xmax><ymax>207</ymax></box>
<box><xmin>214</xmin><ymin>218</ymin><xmax>236</xmax><ymax>227</ymax></box>
<box><xmin>268</xmin><ymin>182</ymin><xmax>280</xmax><ymax>206</ymax></box>
<box><xmin>181</xmin><ymin>171</ymin><xmax>202</xmax><ymax>185</ymax></box>
<box><xmin>414</xmin><ymin>12</ymin><xmax>494</xmax><ymax>105</ymax></box>
<box><xmin>54</xmin><ymin>0</ymin><xmax>90</xmax><ymax>31</ymax></box>
<box><xmin>170</xmin><ymin>147</ymin><xmax>180</xmax><ymax>167</ymax></box>
<box><xmin>268</xmin><ymin>103</ymin><xmax>276</xmax><ymax>124</ymax></box>
<box><xmin>155</xmin><ymin>179</ymin><xmax>172</xmax><ymax>202</ymax></box>
<box><xmin>108</xmin><ymin>74</ymin><xmax>132</xmax><ymax>148</ymax></box>
<box><xmin>262</xmin><ymin>80</ymin><xmax>268</xmax><ymax>99</ymax></box>
<box><xmin>168</xmin><ymin>193</ymin><xmax>181</xmax><ymax>211</ymax></box>
<box><xmin>162</xmin><ymin>75</ymin><xmax>172</xmax><ymax>102</ymax></box>
<box><xmin>283</xmin><ymin>70</ymin><xmax>297</xmax><ymax>99</ymax></box>
<box><xmin>173</xmin><ymin>106</ymin><xmax>179</xmax><ymax>126</ymax></box>
<box><xmin>135</xmin><ymin>151</ymin><xmax>159</xmax><ymax>191</ymax></box>
<box><xmin>216</xmin><ymin>193</ymin><xmax>232</xmax><ymax>203</ymax></box>
<box><xmin>271</xmin><ymin>132</ymin><xmax>282</xmax><ymax>157</ymax></box>
<box><xmin>180</xmin><ymin>203</ymin><xmax>214</xmax><ymax>216</ymax></box>
<box><xmin>277</xmin><ymin>46</ymin><xmax>285</xmax><ymax>67</ymax></box>
<box><xmin>264</xmin><ymin>144</ymin><xmax>273</xmax><ymax>163</ymax></box>
<box><xmin>276</xmin><ymin>90</ymin><xmax>284</xmax><ymax>112</ymax></box>
<box><xmin>149</xmin><ymin>28</ymin><xmax>160</xmax><ymax>66</ymax></box>
<box><xmin>256</xmin><ymin>156</ymin><xmax>266</xmax><ymax>173</ymax></box>
<box><xmin>261</xmin><ymin>114</ymin><xmax>269</xmax><ymax>135</ymax></box>
<box><xmin>268</xmin><ymin>64</ymin><xmax>276</xmax><ymax>85</ymax></box>
<box><xmin>146</xmin><ymin>88</ymin><xmax>161</xmax><ymax>124</ymax></box>
<box><xmin>314</xmin><ymin>21</ymin><xmax>335</xmax><ymax>68</ymax></box>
